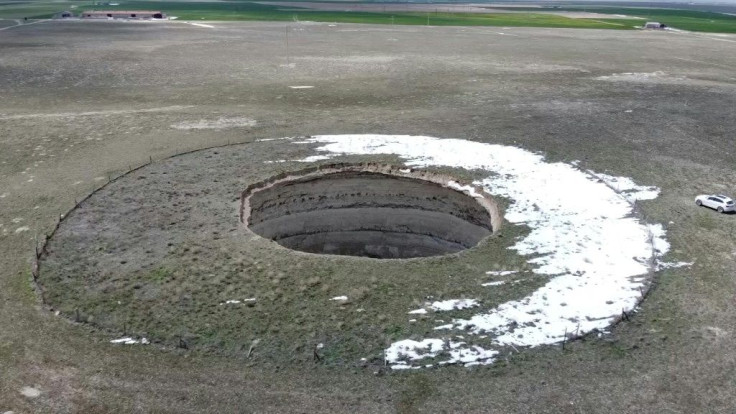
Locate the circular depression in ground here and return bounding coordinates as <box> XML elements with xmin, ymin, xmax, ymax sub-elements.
<box><xmin>242</xmin><ymin>165</ymin><xmax>500</xmax><ymax>259</ymax></box>
<box><xmin>37</xmin><ymin>134</ymin><xmax>669</xmax><ymax>369</ymax></box>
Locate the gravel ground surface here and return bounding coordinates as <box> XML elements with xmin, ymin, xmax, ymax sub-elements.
<box><xmin>2</xmin><ymin>19</ymin><xmax>736</xmax><ymax>413</ymax></box>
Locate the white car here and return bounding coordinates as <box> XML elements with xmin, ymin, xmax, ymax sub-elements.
<box><xmin>695</xmin><ymin>194</ymin><xmax>735</xmax><ymax>213</ymax></box>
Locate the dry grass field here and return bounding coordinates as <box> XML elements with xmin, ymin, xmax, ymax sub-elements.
<box><xmin>1</xmin><ymin>19</ymin><xmax>736</xmax><ymax>413</ymax></box>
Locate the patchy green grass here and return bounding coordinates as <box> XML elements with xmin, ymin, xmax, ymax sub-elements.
<box><xmin>492</xmin><ymin>5</ymin><xmax>736</xmax><ymax>33</ymax></box>
<box><xmin>5</xmin><ymin>1</ymin><xmax>732</xmax><ymax>33</ymax></box>
<box><xmin>147</xmin><ymin>266</ymin><xmax>173</xmax><ymax>284</ymax></box>
<box><xmin>396</xmin><ymin>374</ymin><xmax>437</xmax><ymax>413</ymax></box>
<box><xmin>3</xmin><ymin>0</ymin><xmax>643</xmax><ymax>29</ymax></box>
<box><xmin>12</xmin><ymin>270</ymin><xmax>38</xmax><ymax>305</ymax></box>
<box><xmin>0</xmin><ymin>0</ymin><xmax>93</xmax><ymax>18</ymax></box>
<box><xmin>87</xmin><ymin>1</ymin><xmax>644</xmax><ymax>29</ymax></box>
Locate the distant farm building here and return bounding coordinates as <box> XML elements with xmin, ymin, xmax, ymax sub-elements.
<box><xmin>53</xmin><ymin>11</ymin><xmax>74</xmax><ymax>18</ymax></box>
<box><xmin>644</xmin><ymin>22</ymin><xmax>667</xmax><ymax>29</ymax></box>
<box><xmin>81</xmin><ymin>10</ymin><xmax>165</xmax><ymax>19</ymax></box>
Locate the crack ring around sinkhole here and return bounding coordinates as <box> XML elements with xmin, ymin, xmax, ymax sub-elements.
<box><xmin>34</xmin><ymin>134</ymin><xmax>685</xmax><ymax>370</ymax></box>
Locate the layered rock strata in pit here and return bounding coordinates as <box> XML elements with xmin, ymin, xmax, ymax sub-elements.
<box><xmin>242</xmin><ymin>165</ymin><xmax>501</xmax><ymax>259</ymax></box>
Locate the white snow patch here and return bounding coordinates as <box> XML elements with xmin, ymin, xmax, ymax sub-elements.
<box><xmin>19</xmin><ymin>386</ymin><xmax>41</xmax><ymax>398</ymax></box>
<box><xmin>430</xmin><ymin>299</ymin><xmax>479</xmax><ymax>311</ymax></box>
<box><xmin>656</xmin><ymin>261</ymin><xmax>693</xmax><ymax>271</ymax></box>
<box><xmin>11</xmin><ymin>217</ymin><xmax>22</xmax><ymax>223</ymax></box>
<box><xmin>330</xmin><ymin>295</ymin><xmax>348</xmax><ymax>301</ymax></box>
<box><xmin>220</xmin><ymin>298</ymin><xmax>256</xmax><ymax>305</ymax></box>
<box><xmin>649</xmin><ymin>223</ymin><xmax>670</xmax><ymax>256</ymax></box>
<box><xmin>594</xmin><ymin>173</ymin><xmax>660</xmax><ymax>203</ymax></box>
<box><xmin>447</xmin><ymin>181</ymin><xmax>484</xmax><ymax>198</ymax></box>
<box><xmin>297</xmin><ymin>155</ymin><xmax>332</xmax><ymax>162</ymax></box>
<box><xmin>390</xmin><ymin>364</ymin><xmax>421</xmax><ymax>370</ymax></box>
<box><xmin>292</xmin><ymin>134</ymin><xmax>668</xmax><ymax>367</ymax></box>
<box><xmin>485</xmin><ymin>270</ymin><xmax>518</xmax><ymax>276</ymax></box>
<box><xmin>481</xmin><ymin>281</ymin><xmax>506</xmax><ymax>287</ymax></box>
<box><xmin>443</xmin><ymin>344</ymin><xmax>499</xmax><ymax>366</ymax></box>
<box><xmin>289</xmin><ymin>85</ymin><xmax>314</xmax><ymax>89</ymax></box>
<box><xmin>408</xmin><ymin>308</ymin><xmax>428</xmax><ymax>314</ymax></box>
<box><xmin>385</xmin><ymin>339</ymin><xmax>444</xmax><ymax>364</ymax></box>
<box><xmin>0</xmin><ymin>192</ymin><xmax>7</xmax><ymax>198</ymax></box>
<box><xmin>0</xmin><ymin>106</ymin><xmax>192</xmax><ymax>121</ymax></box>
<box><xmin>14</xmin><ymin>226</ymin><xmax>29</xmax><ymax>233</ymax></box>
<box><xmin>171</xmin><ymin>117</ymin><xmax>256</xmax><ymax>130</ymax></box>
<box><xmin>188</xmin><ymin>22</ymin><xmax>215</xmax><ymax>28</ymax></box>
<box><xmin>110</xmin><ymin>337</ymin><xmax>149</xmax><ymax>345</ymax></box>
<box><xmin>596</xmin><ymin>71</ymin><xmax>685</xmax><ymax>83</ymax></box>
<box><xmin>385</xmin><ymin>339</ymin><xmax>498</xmax><ymax>367</ymax></box>
<box><xmin>256</xmin><ymin>137</ymin><xmax>291</xmax><ymax>142</ymax></box>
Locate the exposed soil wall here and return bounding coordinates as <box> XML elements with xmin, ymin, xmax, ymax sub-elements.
<box><xmin>243</xmin><ymin>165</ymin><xmax>500</xmax><ymax>259</ymax></box>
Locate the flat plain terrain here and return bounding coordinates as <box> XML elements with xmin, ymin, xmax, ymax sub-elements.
<box><xmin>1</xmin><ymin>20</ymin><xmax>736</xmax><ymax>412</ymax></box>
<box><xmin>3</xmin><ymin>0</ymin><xmax>736</xmax><ymax>32</ymax></box>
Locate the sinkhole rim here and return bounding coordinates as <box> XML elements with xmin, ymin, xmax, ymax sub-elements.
<box><xmin>240</xmin><ymin>163</ymin><xmax>503</xmax><ymax>260</ymax></box>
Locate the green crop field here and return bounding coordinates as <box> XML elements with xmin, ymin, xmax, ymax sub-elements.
<box><xmin>492</xmin><ymin>5</ymin><xmax>736</xmax><ymax>33</ymax></box>
<box><xmin>0</xmin><ymin>1</ymin><xmax>90</xmax><ymax>18</ymax></box>
<box><xmin>3</xmin><ymin>0</ymin><xmax>734</xmax><ymax>33</ymax></box>
<box><xmin>71</xmin><ymin>1</ymin><xmax>645</xmax><ymax>29</ymax></box>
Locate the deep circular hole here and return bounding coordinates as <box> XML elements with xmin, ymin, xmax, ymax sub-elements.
<box><xmin>242</xmin><ymin>165</ymin><xmax>500</xmax><ymax>259</ymax></box>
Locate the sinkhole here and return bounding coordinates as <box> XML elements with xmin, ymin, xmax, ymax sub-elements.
<box><xmin>241</xmin><ymin>165</ymin><xmax>501</xmax><ymax>259</ymax></box>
